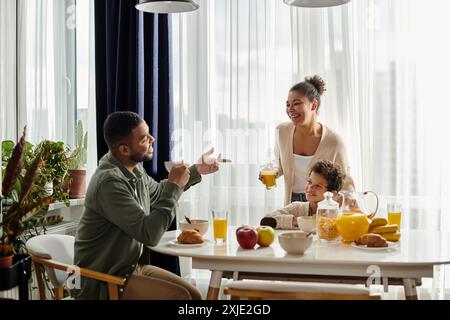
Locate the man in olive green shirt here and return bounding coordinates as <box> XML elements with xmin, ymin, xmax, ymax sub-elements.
<box><xmin>74</xmin><ymin>112</ymin><xmax>220</xmax><ymax>300</ymax></box>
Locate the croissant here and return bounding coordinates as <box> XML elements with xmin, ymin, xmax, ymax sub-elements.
<box><xmin>355</xmin><ymin>233</ymin><xmax>388</xmax><ymax>247</ymax></box>
<box><xmin>177</xmin><ymin>229</ymin><xmax>204</xmax><ymax>244</ymax></box>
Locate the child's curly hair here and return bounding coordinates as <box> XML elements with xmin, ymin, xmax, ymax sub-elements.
<box><xmin>310</xmin><ymin>160</ymin><xmax>345</xmax><ymax>192</ymax></box>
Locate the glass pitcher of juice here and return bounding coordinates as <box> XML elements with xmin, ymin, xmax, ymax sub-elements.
<box><xmin>336</xmin><ymin>191</ymin><xmax>379</xmax><ymax>243</ymax></box>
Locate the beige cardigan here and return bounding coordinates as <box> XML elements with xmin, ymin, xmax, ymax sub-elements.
<box><xmin>273</xmin><ymin>122</ymin><xmax>355</xmax><ymax>206</ymax></box>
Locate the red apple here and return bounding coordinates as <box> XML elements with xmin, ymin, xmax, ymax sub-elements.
<box><xmin>236</xmin><ymin>226</ymin><xmax>259</xmax><ymax>249</ymax></box>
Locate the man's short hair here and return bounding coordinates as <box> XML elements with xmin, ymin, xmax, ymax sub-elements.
<box><xmin>103</xmin><ymin>112</ymin><xmax>143</xmax><ymax>149</ymax></box>
<box><xmin>310</xmin><ymin>160</ymin><xmax>345</xmax><ymax>192</ymax></box>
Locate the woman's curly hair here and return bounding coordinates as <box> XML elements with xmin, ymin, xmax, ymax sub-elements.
<box><xmin>289</xmin><ymin>75</ymin><xmax>327</xmax><ymax>111</ymax></box>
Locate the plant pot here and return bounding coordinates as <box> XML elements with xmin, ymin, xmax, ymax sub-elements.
<box><xmin>68</xmin><ymin>169</ymin><xmax>86</xmax><ymax>199</ymax></box>
<box><xmin>0</xmin><ymin>255</ymin><xmax>14</xmax><ymax>269</ymax></box>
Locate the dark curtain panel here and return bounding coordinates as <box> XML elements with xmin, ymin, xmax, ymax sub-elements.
<box><xmin>94</xmin><ymin>0</ymin><xmax>179</xmax><ymax>276</ymax></box>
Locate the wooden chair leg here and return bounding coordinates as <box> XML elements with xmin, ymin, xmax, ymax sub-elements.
<box><xmin>107</xmin><ymin>283</ymin><xmax>119</xmax><ymax>300</ymax></box>
<box><xmin>54</xmin><ymin>287</ymin><xmax>64</xmax><ymax>300</ymax></box>
<box><xmin>33</xmin><ymin>261</ymin><xmax>46</xmax><ymax>300</ymax></box>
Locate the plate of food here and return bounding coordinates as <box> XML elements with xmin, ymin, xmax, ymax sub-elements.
<box><xmin>351</xmin><ymin>233</ymin><xmax>399</xmax><ymax>251</ymax></box>
<box><xmin>168</xmin><ymin>240</ymin><xmax>209</xmax><ymax>248</ymax></box>
<box><xmin>351</xmin><ymin>241</ymin><xmax>399</xmax><ymax>251</ymax></box>
<box><xmin>169</xmin><ymin>229</ymin><xmax>208</xmax><ymax>247</ymax></box>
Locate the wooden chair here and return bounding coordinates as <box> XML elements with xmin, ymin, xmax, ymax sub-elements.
<box><xmin>224</xmin><ymin>280</ymin><xmax>381</xmax><ymax>300</ymax></box>
<box><xmin>26</xmin><ymin>234</ymin><xmax>126</xmax><ymax>300</ymax></box>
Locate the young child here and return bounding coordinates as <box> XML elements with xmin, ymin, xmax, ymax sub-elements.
<box><xmin>260</xmin><ymin>160</ymin><xmax>345</xmax><ymax>229</ymax></box>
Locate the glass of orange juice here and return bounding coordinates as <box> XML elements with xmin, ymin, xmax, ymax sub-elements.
<box><xmin>260</xmin><ymin>164</ymin><xmax>277</xmax><ymax>190</ymax></box>
<box><xmin>212</xmin><ymin>210</ymin><xmax>228</xmax><ymax>244</ymax></box>
<box><xmin>387</xmin><ymin>203</ymin><xmax>402</xmax><ymax>228</ymax></box>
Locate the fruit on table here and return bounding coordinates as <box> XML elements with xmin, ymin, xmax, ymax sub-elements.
<box><xmin>381</xmin><ymin>232</ymin><xmax>401</xmax><ymax>242</ymax></box>
<box><xmin>236</xmin><ymin>226</ymin><xmax>259</xmax><ymax>249</ymax></box>
<box><xmin>256</xmin><ymin>226</ymin><xmax>275</xmax><ymax>247</ymax></box>
<box><xmin>370</xmin><ymin>224</ymin><xmax>398</xmax><ymax>234</ymax></box>
<box><xmin>369</xmin><ymin>217</ymin><xmax>388</xmax><ymax>229</ymax></box>
<box><xmin>367</xmin><ymin>218</ymin><xmax>401</xmax><ymax>242</ymax></box>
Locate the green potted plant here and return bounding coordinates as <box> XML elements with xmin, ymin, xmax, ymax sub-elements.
<box><xmin>66</xmin><ymin>120</ymin><xmax>87</xmax><ymax>199</ymax></box>
<box><xmin>34</xmin><ymin>140</ymin><xmax>70</xmax><ymax>205</ymax></box>
<box><xmin>1</xmin><ymin>127</ymin><xmax>54</xmax><ymax>268</ymax></box>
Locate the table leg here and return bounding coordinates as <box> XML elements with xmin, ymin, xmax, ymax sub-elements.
<box><xmin>403</xmin><ymin>278</ymin><xmax>418</xmax><ymax>300</ymax></box>
<box><xmin>206</xmin><ymin>270</ymin><xmax>223</xmax><ymax>300</ymax></box>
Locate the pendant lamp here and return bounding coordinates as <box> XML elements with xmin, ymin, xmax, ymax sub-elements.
<box><xmin>283</xmin><ymin>0</ymin><xmax>352</xmax><ymax>8</ymax></box>
<box><xmin>135</xmin><ymin>0</ymin><xmax>199</xmax><ymax>14</ymax></box>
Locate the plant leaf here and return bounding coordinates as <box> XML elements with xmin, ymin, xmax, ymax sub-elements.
<box><xmin>2</xmin><ymin>127</ymin><xmax>26</xmax><ymax>197</ymax></box>
<box><xmin>19</xmin><ymin>153</ymin><xmax>42</xmax><ymax>204</ymax></box>
<box><xmin>77</xmin><ymin>120</ymin><xmax>83</xmax><ymax>147</ymax></box>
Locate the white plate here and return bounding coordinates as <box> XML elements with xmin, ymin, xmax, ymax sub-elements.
<box><xmin>351</xmin><ymin>241</ymin><xmax>399</xmax><ymax>251</ymax></box>
<box><xmin>168</xmin><ymin>239</ymin><xmax>209</xmax><ymax>247</ymax></box>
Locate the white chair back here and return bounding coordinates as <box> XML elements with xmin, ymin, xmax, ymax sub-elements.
<box><xmin>26</xmin><ymin>234</ymin><xmax>75</xmax><ymax>288</ymax></box>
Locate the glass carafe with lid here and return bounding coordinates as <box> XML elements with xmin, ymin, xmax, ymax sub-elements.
<box><xmin>316</xmin><ymin>192</ymin><xmax>340</xmax><ymax>241</ymax></box>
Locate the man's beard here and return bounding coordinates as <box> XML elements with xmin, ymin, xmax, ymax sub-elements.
<box><xmin>129</xmin><ymin>152</ymin><xmax>153</xmax><ymax>163</ymax></box>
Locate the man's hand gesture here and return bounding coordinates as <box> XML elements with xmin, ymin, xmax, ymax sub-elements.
<box><xmin>195</xmin><ymin>147</ymin><xmax>225</xmax><ymax>175</ymax></box>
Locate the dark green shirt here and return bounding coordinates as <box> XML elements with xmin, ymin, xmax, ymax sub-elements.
<box><xmin>73</xmin><ymin>152</ymin><xmax>201</xmax><ymax>299</ymax></box>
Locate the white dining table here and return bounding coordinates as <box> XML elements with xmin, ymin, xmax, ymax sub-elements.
<box><xmin>149</xmin><ymin>227</ymin><xmax>450</xmax><ymax>300</ymax></box>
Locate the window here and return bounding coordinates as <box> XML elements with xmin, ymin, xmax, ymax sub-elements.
<box><xmin>172</xmin><ymin>0</ymin><xmax>450</xmax><ymax>232</ymax></box>
<box><xmin>0</xmin><ymin>0</ymin><xmax>91</xmax><ymax>149</ymax></box>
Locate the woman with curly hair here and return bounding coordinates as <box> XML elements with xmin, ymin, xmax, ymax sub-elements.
<box><xmin>260</xmin><ymin>75</ymin><xmax>355</xmax><ymax>206</ymax></box>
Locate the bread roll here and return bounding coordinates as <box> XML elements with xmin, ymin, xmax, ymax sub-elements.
<box><xmin>355</xmin><ymin>233</ymin><xmax>388</xmax><ymax>247</ymax></box>
<box><xmin>177</xmin><ymin>229</ymin><xmax>204</xmax><ymax>244</ymax></box>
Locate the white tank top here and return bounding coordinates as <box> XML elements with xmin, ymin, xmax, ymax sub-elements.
<box><xmin>292</xmin><ymin>154</ymin><xmax>313</xmax><ymax>193</ymax></box>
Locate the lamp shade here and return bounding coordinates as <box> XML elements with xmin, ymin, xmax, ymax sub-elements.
<box><xmin>135</xmin><ymin>0</ymin><xmax>199</xmax><ymax>13</ymax></box>
<box><xmin>283</xmin><ymin>0</ymin><xmax>351</xmax><ymax>8</ymax></box>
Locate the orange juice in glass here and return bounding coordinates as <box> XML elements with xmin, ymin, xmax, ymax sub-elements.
<box><xmin>261</xmin><ymin>164</ymin><xmax>277</xmax><ymax>190</ymax></box>
<box><xmin>212</xmin><ymin>210</ymin><xmax>228</xmax><ymax>244</ymax></box>
<box><xmin>387</xmin><ymin>203</ymin><xmax>402</xmax><ymax>228</ymax></box>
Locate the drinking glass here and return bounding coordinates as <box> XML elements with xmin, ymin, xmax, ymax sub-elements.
<box><xmin>260</xmin><ymin>164</ymin><xmax>277</xmax><ymax>190</ymax></box>
<box><xmin>212</xmin><ymin>210</ymin><xmax>228</xmax><ymax>244</ymax></box>
<box><xmin>387</xmin><ymin>203</ymin><xmax>402</xmax><ymax>228</ymax></box>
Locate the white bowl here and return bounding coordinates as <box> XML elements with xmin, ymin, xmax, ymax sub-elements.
<box><xmin>278</xmin><ymin>231</ymin><xmax>313</xmax><ymax>255</ymax></box>
<box><xmin>179</xmin><ymin>219</ymin><xmax>209</xmax><ymax>236</ymax></box>
<box><xmin>297</xmin><ymin>216</ymin><xmax>316</xmax><ymax>233</ymax></box>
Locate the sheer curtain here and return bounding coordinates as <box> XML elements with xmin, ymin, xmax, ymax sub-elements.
<box><xmin>172</xmin><ymin>0</ymin><xmax>450</xmax><ymax>234</ymax></box>
<box><xmin>0</xmin><ymin>0</ymin><xmax>17</xmax><ymax>141</ymax></box>
<box><xmin>1</xmin><ymin>0</ymin><xmax>97</xmax><ymax>179</ymax></box>
<box><xmin>16</xmin><ymin>0</ymin><xmax>76</xmax><ymax>146</ymax></box>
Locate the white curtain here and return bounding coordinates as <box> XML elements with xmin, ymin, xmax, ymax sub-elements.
<box><xmin>16</xmin><ymin>0</ymin><xmax>76</xmax><ymax>146</ymax></box>
<box><xmin>172</xmin><ymin>0</ymin><xmax>450</xmax><ymax>233</ymax></box>
<box><xmin>0</xmin><ymin>0</ymin><xmax>17</xmax><ymax>141</ymax></box>
<box><xmin>86</xmin><ymin>0</ymin><xmax>97</xmax><ymax>182</ymax></box>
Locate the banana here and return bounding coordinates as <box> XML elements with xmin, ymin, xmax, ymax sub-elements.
<box><xmin>381</xmin><ymin>232</ymin><xmax>401</xmax><ymax>242</ymax></box>
<box><xmin>370</xmin><ymin>224</ymin><xmax>399</xmax><ymax>234</ymax></box>
<box><xmin>369</xmin><ymin>218</ymin><xmax>388</xmax><ymax>229</ymax></box>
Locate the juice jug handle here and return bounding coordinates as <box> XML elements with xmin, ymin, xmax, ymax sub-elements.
<box><xmin>364</xmin><ymin>191</ymin><xmax>379</xmax><ymax>219</ymax></box>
